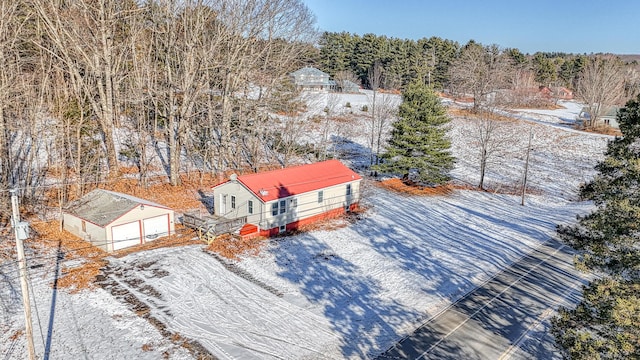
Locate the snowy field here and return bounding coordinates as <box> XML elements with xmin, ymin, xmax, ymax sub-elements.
<box><xmin>1</xmin><ymin>93</ymin><xmax>610</xmax><ymax>359</ymax></box>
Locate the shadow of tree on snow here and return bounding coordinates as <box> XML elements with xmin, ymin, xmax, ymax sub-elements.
<box><xmin>271</xmin><ymin>234</ymin><xmax>421</xmax><ymax>358</ymax></box>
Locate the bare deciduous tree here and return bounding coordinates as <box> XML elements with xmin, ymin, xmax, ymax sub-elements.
<box><xmin>0</xmin><ymin>2</ymin><xmax>41</xmax><ymax>216</ymax></box>
<box><xmin>449</xmin><ymin>43</ymin><xmax>512</xmax><ymax>111</ymax></box>
<box><xmin>33</xmin><ymin>0</ymin><xmax>140</xmax><ymax>177</ymax></box>
<box><xmin>466</xmin><ymin>111</ymin><xmax>516</xmax><ymax>190</ymax></box>
<box><xmin>372</xmin><ymin>92</ymin><xmax>397</xmax><ymax>165</ymax></box>
<box><xmin>0</xmin><ymin>1</ymin><xmax>22</xmax><ymax>196</ymax></box>
<box><xmin>624</xmin><ymin>66</ymin><xmax>640</xmax><ymax>99</ymax></box>
<box><xmin>576</xmin><ymin>55</ymin><xmax>626</xmax><ymax>129</ymax></box>
<box><xmin>333</xmin><ymin>70</ymin><xmax>360</xmax><ymax>92</ymax></box>
<box><xmin>147</xmin><ymin>0</ymin><xmax>217</xmax><ymax>185</ymax></box>
<box><xmin>368</xmin><ymin>61</ymin><xmax>383</xmax><ymax>165</ymax></box>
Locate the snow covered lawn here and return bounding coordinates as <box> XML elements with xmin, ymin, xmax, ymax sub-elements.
<box><xmin>69</xmin><ymin>187</ymin><xmax>590</xmax><ymax>359</ymax></box>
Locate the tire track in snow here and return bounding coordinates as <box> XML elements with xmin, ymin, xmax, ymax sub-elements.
<box><xmin>96</xmin><ymin>262</ymin><xmax>219</xmax><ymax>359</ymax></box>
<box><xmin>139</xmin><ymin>246</ymin><xmax>342</xmax><ymax>359</ymax></box>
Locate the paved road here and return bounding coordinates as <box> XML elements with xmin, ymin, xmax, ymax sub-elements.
<box><xmin>376</xmin><ymin>239</ymin><xmax>592</xmax><ymax>360</ymax></box>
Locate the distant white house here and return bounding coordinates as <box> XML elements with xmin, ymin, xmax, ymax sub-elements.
<box><xmin>211</xmin><ymin>160</ymin><xmax>362</xmax><ymax>237</ymax></box>
<box><xmin>290</xmin><ymin>66</ymin><xmax>336</xmax><ymax>92</ymax></box>
<box><xmin>63</xmin><ymin>189</ymin><xmax>175</xmax><ymax>252</ymax></box>
<box><xmin>578</xmin><ymin>106</ymin><xmax>620</xmax><ymax>129</ymax></box>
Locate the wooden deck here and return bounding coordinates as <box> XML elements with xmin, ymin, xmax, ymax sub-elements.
<box><xmin>182</xmin><ymin>211</ymin><xmax>247</xmax><ymax>244</ymax></box>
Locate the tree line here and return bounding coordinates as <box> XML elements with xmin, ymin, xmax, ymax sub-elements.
<box><xmin>316</xmin><ymin>32</ymin><xmax>640</xmax><ymax>117</ymax></box>
<box><xmin>317</xmin><ymin>31</ymin><xmax>639</xmax><ymax>94</ymax></box>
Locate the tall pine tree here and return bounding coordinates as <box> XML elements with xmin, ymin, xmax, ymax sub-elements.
<box><xmin>551</xmin><ymin>94</ymin><xmax>640</xmax><ymax>359</ymax></box>
<box><xmin>374</xmin><ymin>82</ymin><xmax>454</xmax><ymax>185</ymax></box>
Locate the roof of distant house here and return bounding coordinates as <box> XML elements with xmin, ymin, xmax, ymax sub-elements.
<box><xmin>290</xmin><ymin>66</ymin><xmax>329</xmax><ymax>77</ymax></box>
<box><xmin>581</xmin><ymin>106</ymin><xmax>620</xmax><ymax>118</ymax></box>
<box><xmin>213</xmin><ymin>160</ymin><xmax>362</xmax><ymax>202</ymax></box>
<box><xmin>64</xmin><ymin>189</ymin><xmax>169</xmax><ymax>226</ymax></box>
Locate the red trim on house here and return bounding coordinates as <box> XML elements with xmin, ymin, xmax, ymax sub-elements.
<box><xmin>67</xmin><ymin>204</ymin><xmax>171</xmax><ymax>229</ymax></box>
<box><xmin>110</xmin><ymin>220</ymin><xmax>143</xmax><ymax>250</ymax></box>
<box><xmin>251</xmin><ymin>203</ymin><xmax>359</xmax><ymax>238</ymax></box>
<box><xmin>139</xmin><ymin>220</ymin><xmax>144</xmax><ymax>244</ymax></box>
<box><xmin>285</xmin><ymin>207</ymin><xmax>345</xmax><ymax>231</ymax></box>
<box><xmin>240</xmin><ymin>223</ymin><xmax>258</xmax><ymax>236</ymax></box>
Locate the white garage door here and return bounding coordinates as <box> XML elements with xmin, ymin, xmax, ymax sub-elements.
<box><xmin>143</xmin><ymin>215</ymin><xmax>169</xmax><ymax>241</ymax></box>
<box><xmin>111</xmin><ymin>221</ymin><xmax>141</xmax><ymax>250</ymax></box>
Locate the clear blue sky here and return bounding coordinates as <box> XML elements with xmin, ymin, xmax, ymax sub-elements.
<box><xmin>302</xmin><ymin>0</ymin><xmax>639</xmax><ymax>54</ymax></box>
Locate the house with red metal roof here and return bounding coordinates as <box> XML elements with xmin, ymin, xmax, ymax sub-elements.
<box><xmin>211</xmin><ymin>160</ymin><xmax>362</xmax><ymax>237</ymax></box>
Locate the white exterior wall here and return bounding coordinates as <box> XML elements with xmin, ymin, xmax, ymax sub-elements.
<box><xmin>62</xmin><ymin>213</ymin><xmax>108</xmax><ymax>251</ymax></box>
<box><xmin>107</xmin><ymin>206</ymin><xmax>174</xmax><ymax>242</ymax></box>
<box><xmin>213</xmin><ymin>181</ymin><xmax>264</xmax><ymax>225</ymax></box>
<box><xmin>63</xmin><ymin>205</ymin><xmax>175</xmax><ymax>253</ymax></box>
<box><xmin>260</xmin><ymin>180</ymin><xmax>361</xmax><ymax>230</ymax></box>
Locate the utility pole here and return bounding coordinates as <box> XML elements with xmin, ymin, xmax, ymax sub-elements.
<box><xmin>10</xmin><ymin>189</ymin><xmax>36</xmax><ymax>360</ymax></box>
<box><xmin>521</xmin><ymin>129</ymin><xmax>534</xmax><ymax>206</ymax></box>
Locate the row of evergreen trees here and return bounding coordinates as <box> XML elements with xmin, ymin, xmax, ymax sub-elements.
<box><xmin>314</xmin><ymin>31</ymin><xmax>594</xmax><ymax>91</ymax></box>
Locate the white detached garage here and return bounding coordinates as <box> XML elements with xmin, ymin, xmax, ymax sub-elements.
<box><xmin>63</xmin><ymin>189</ymin><xmax>175</xmax><ymax>252</ymax></box>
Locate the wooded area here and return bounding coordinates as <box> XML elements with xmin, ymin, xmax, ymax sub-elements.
<box><xmin>318</xmin><ymin>32</ymin><xmax>639</xmax><ymax>94</ymax></box>
<box><xmin>0</xmin><ymin>0</ymin><xmax>318</xmax><ymax>221</ymax></box>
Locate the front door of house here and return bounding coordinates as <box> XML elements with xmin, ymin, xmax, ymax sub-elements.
<box><xmin>220</xmin><ymin>194</ymin><xmax>227</xmax><ymax>215</ymax></box>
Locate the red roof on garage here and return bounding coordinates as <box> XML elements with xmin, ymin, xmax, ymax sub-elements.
<box><xmin>213</xmin><ymin>160</ymin><xmax>361</xmax><ymax>202</ymax></box>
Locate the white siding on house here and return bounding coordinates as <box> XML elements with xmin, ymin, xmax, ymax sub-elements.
<box><xmin>213</xmin><ymin>181</ymin><xmax>263</xmax><ymax>225</ymax></box>
<box><xmin>261</xmin><ymin>180</ymin><xmax>361</xmax><ymax>229</ymax></box>
<box><xmin>214</xmin><ymin>176</ymin><xmax>361</xmax><ymax>232</ymax></box>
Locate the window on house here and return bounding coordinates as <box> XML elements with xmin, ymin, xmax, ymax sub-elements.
<box><xmin>231</xmin><ymin>196</ymin><xmax>236</xmax><ymax>209</ymax></box>
<box><xmin>318</xmin><ymin>191</ymin><xmax>324</xmax><ymax>203</ymax></box>
<box><xmin>81</xmin><ymin>220</ymin><xmax>86</xmax><ymax>232</ymax></box>
<box><xmin>290</xmin><ymin>198</ymin><xmax>297</xmax><ymax>208</ymax></box>
<box><xmin>346</xmin><ymin>184</ymin><xmax>352</xmax><ymax>196</ymax></box>
<box><xmin>279</xmin><ymin>225</ymin><xmax>286</xmax><ymax>233</ymax></box>
<box><xmin>248</xmin><ymin>200</ymin><xmax>253</xmax><ymax>214</ymax></box>
<box><xmin>279</xmin><ymin>200</ymin><xmax>286</xmax><ymax>214</ymax></box>
<box><xmin>271</xmin><ymin>202</ymin><xmax>278</xmax><ymax>216</ymax></box>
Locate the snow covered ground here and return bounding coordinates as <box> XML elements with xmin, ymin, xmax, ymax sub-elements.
<box><xmin>1</xmin><ymin>94</ymin><xmax>611</xmax><ymax>359</ymax></box>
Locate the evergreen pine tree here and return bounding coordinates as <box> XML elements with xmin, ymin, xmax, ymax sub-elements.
<box><xmin>551</xmin><ymin>94</ymin><xmax>640</xmax><ymax>359</ymax></box>
<box><xmin>373</xmin><ymin>82</ymin><xmax>454</xmax><ymax>185</ymax></box>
